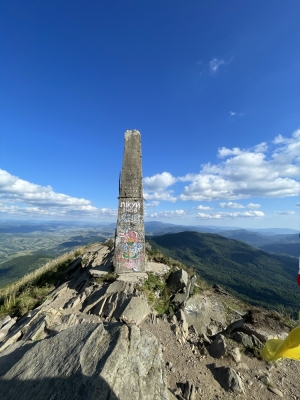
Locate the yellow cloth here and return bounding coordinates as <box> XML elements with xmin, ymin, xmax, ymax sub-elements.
<box><xmin>260</xmin><ymin>326</ymin><xmax>300</xmax><ymax>361</ymax></box>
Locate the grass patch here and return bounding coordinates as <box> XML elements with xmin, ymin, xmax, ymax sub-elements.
<box><xmin>145</xmin><ymin>244</ymin><xmax>210</xmax><ymax>313</ymax></box>
<box><xmin>139</xmin><ymin>273</ymin><xmax>171</xmax><ymax>315</ymax></box>
<box><xmin>103</xmin><ymin>238</ymin><xmax>114</xmax><ymax>248</ymax></box>
<box><xmin>271</xmin><ymin>307</ymin><xmax>298</xmax><ymax>330</ymax></box>
<box><xmin>0</xmin><ymin>246</ymin><xmax>86</xmax><ymax>319</ymax></box>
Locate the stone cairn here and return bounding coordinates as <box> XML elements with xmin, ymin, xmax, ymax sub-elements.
<box><xmin>113</xmin><ymin>130</ymin><xmax>145</xmax><ymax>273</ymax></box>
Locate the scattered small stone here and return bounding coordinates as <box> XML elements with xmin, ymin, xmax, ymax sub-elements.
<box><xmin>208</xmin><ymin>334</ymin><xmax>227</xmax><ymax>359</ymax></box>
<box><xmin>229</xmin><ymin>347</ymin><xmax>241</xmax><ymax>363</ymax></box>
<box><xmin>268</xmin><ymin>386</ymin><xmax>283</xmax><ymax>397</ymax></box>
<box><xmin>212</xmin><ymin>366</ymin><xmax>245</xmax><ymax>393</ymax></box>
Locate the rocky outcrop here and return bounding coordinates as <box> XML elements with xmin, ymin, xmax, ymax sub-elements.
<box><xmin>167</xmin><ymin>271</ymin><xmax>197</xmax><ymax>309</ymax></box>
<box><xmin>0</xmin><ymin>322</ymin><xmax>169</xmax><ymax>400</ymax></box>
<box><xmin>0</xmin><ymin>244</ymin><xmax>172</xmax><ymax>400</ymax></box>
<box><xmin>1</xmin><ymin>244</ymin><xmax>299</xmax><ymax>400</ymax></box>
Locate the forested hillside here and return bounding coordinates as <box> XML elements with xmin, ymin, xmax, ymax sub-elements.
<box><xmin>149</xmin><ymin>231</ymin><xmax>300</xmax><ymax>317</ymax></box>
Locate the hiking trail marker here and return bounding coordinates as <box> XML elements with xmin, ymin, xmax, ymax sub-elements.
<box><xmin>114</xmin><ymin>130</ymin><xmax>145</xmax><ymax>273</ymax></box>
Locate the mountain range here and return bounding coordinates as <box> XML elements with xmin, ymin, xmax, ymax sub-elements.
<box><xmin>0</xmin><ymin>221</ymin><xmax>299</xmax><ymax>314</ymax></box>
<box><xmin>149</xmin><ymin>231</ymin><xmax>299</xmax><ymax>317</ymax></box>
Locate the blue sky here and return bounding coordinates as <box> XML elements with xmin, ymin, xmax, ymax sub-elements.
<box><xmin>1</xmin><ymin>1</ymin><xmax>300</xmax><ymax>228</ymax></box>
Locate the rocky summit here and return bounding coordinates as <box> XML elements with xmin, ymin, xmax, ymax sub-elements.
<box><xmin>0</xmin><ymin>242</ymin><xmax>300</xmax><ymax>399</ymax></box>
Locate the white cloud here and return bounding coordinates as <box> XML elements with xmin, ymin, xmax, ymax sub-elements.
<box><xmin>0</xmin><ymin>203</ymin><xmax>118</xmax><ymax>218</ymax></box>
<box><xmin>144</xmin><ymin>201</ymin><xmax>160</xmax><ymax>208</ymax></box>
<box><xmin>196</xmin><ymin>211</ymin><xmax>265</xmax><ymax>219</ymax></box>
<box><xmin>0</xmin><ymin>169</ymin><xmax>92</xmax><ymax>208</ymax></box>
<box><xmin>296</xmin><ymin>203</ymin><xmax>300</xmax><ymax>207</ymax></box>
<box><xmin>178</xmin><ymin>129</ymin><xmax>300</xmax><ymax>201</ymax></box>
<box><xmin>0</xmin><ymin>169</ymin><xmax>117</xmax><ymax>219</ymax></box>
<box><xmin>144</xmin><ymin>191</ymin><xmax>177</xmax><ymax>202</ymax></box>
<box><xmin>209</xmin><ymin>58</ymin><xmax>226</xmax><ymax>73</ymax></box>
<box><xmin>254</xmin><ymin>142</ymin><xmax>268</xmax><ymax>153</ymax></box>
<box><xmin>197</xmin><ymin>204</ymin><xmax>212</xmax><ymax>210</ymax></box>
<box><xmin>247</xmin><ymin>203</ymin><xmax>261</xmax><ymax>209</ymax></box>
<box><xmin>218</xmin><ymin>147</ymin><xmax>242</xmax><ymax>158</ymax></box>
<box><xmin>148</xmin><ymin>209</ymin><xmax>185</xmax><ymax>218</ymax></box>
<box><xmin>209</xmin><ymin>57</ymin><xmax>233</xmax><ymax>74</ymax></box>
<box><xmin>220</xmin><ymin>202</ymin><xmax>261</xmax><ymax>209</ymax></box>
<box><xmin>143</xmin><ymin>172</ymin><xmax>176</xmax><ymax>191</ymax></box>
<box><xmin>143</xmin><ymin>172</ymin><xmax>177</xmax><ymax>202</ymax></box>
<box><xmin>274</xmin><ymin>211</ymin><xmax>296</xmax><ymax>215</ymax></box>
<box><xmin>220</xmin><ymin>202</ymin><xmax>244</xmax><ymax>209</ymax></box>
<box><xmin>229</xmin><ymin>111</ymin><xmax>243</xmax><ymax>118</ymax></box>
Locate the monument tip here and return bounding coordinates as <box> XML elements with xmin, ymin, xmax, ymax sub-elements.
<box><xmin>125</xmin><ymin>129</ymin><xmax>141</xmax><ymax>140</ymax></box>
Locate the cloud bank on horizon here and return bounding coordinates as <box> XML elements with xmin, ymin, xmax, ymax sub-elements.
<box><xmin>1</xmin><ymin>130</ymin><xmax>299</xmax><ymax>224</ymax></box>
<box><xmin>0</xmin><ymin>169</ymin><xmax>117</xmax><ymax>219</ymax></box>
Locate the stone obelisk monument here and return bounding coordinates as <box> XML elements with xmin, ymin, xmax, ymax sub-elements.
<box><xmin>114</xmin><ymin>130</ymin><xmax>145</xmax><ymax>273</ymax></box>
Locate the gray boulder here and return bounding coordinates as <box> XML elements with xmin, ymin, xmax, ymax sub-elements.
<box><xmin>171</xmin><ymin>274</ymin><xmax>197</xmax><ymax>308</ymax></box>
<box><xmin>232</xmin><ymin>331</ymin><xmax>263</xmax><ymax>349</ymax></box>
<box><xmin>208</xmin><ymin>334</ymin><xmax>227</xmax><ymax>359</ymax></box>
<box><xmin>121</xmin><ymin>296</ymin><xmax>151</xmax><ymax>325</ymax></box>
<box><xmin>176</xmin><ymin>380</ymin><xmax>196</xmax><ymax>400</ymax></box>
<box><xmin>167</xmin><ymin>269</ymin><xmax>188</xmax><ymax>292</ymax></box>
<box><xmin>0</xmin><ymin>322</ymin><xmax>169</xmax><ymax>400</ymax></box>
<box><xmin>183</xmin><ymin>295</ymin><xmax>226</xmax><ymax>335</ymax></box>
<box><xmin>211</xmin><ymin>365</ymin><xmax>245</xmax><ymax>393</ymax></box>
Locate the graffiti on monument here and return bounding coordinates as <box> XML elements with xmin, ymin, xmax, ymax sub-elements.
<box><xmin>117</xmin><ymin>230</ymin><xmax>143</xmax><ymax>271</ymax></box>
<box><xmin>120</xmin><ymin>213</ymin><xmax>143</xmax><ymax>224</ymax></box>
<box><xmin>120</xmin><ymin>201</ymin><xmax>140</xmax><ymax>212</ymax></box>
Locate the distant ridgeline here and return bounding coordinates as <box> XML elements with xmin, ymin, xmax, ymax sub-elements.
<box><xmin>149</xmin><ymin>231</ymin><xmax>300</xmax><ymax>317</ymax></box>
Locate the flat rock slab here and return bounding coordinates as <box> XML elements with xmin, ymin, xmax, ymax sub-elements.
<box><xmin>0</xmin><ymin>316</ymin><xmax>12</xmax><ymax>330</ymax></box>
<box><xmin>91</xmin><ymin>252</ymin><xmax>111</xmax><ymax>268</ymax></box>
<box><xmin>0</xmin><ymin>322</ymin><xmax>168</xmax><ymax>400</ymax></box>
<box><xmin>146</xmin><ymin>262</ymin><xmax>170</xmax><ymax>276</ymax></box>
<box><xmin>117</xmin><ymin>273</ymin><xmax>148</xmax><ymax>284</ymax></box>
<box><xmin>184</xmin><ymin>295</ymin><xmax>226</xmax><ymax>335</ymax></box>
<box><xmin>89</xmin><ymin>266</ymin><xmax>111</xmax><ymax>278</ymax></box>
<box><xmin>121</xmin><ymin>296</ymin><xmax>151</xmax><ymax>325</ymax></box>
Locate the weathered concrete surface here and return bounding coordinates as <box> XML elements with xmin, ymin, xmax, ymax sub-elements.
<box><xmin>114</xmin><ymin>130</ymin><xmax>145</xmax><ymax>273</ymax></box>
<box><xmin>0</xmin><ymin>323</ymin><xmax>169</xmax><ymax>400</ymax></box>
